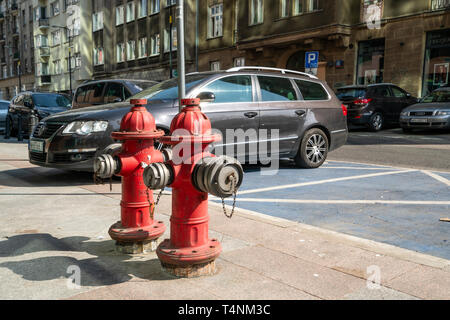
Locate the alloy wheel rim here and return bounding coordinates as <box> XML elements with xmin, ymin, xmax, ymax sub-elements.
<box><xmin>306</xmin><ymin>134</ymin><xmax>327</xmax><ymax>164</ymax></box>
<box><xmin>373</xmin><ymin>114</ymin><xmax>382</xmax><ymax>130</ymax></box>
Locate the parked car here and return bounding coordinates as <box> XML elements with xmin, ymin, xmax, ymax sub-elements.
<box><xmin>337</xmin><ymin>84</ymin><xmax>417</xmax><ymax>131</ymax></box>
<box><xmin>72</xmin><ymin>79</ymin><xmax>158</xmax><ymax>109</ymax></box>
<box><xmin>28</xmin><ymin>67</ymin><xmax>348</xmax><ymax>171</ymax></box>
<box><xmin>0</xmin><ymin>99</ymin><xmax>10</xmax><ymax>133</ymax></box>
<box><xmin>400</xmin><ymin>87</ymin><xmax>450</xmax><ymax>132</ymax></box>
<box><xmin>5</xmin><ymin>92</ymin><xmax>72</xmax><ymax>138</ymax></box>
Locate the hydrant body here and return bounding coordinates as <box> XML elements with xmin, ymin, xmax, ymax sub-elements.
<box><xmin>94</xmin><ymin>99</ymin><xmax>166</xmax><ymax>254</ymax></box>
<box><xmin>143</xmin><ymin>99</ymin><xmax>243</xmax><ymax>277</ymax></box>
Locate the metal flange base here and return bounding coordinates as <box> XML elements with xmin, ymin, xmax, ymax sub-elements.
<box><xmin>109</xmin><ymin>220</ymin><xmax>166</xmax><ymax>252</ymax></box>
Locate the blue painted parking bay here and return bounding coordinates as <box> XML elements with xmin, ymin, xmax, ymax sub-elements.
<box><xmin>215</xmin><ymin>160</ymin><xmax>450</xmax><ymax>260</ymax></box>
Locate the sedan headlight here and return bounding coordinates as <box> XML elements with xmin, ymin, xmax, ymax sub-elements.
<box><xmin>62</xmin><ymin>121</ymin><xmax>109</xmax><ymax>136</ymax></box>
<box><xmin>400</xmin><ymin>111</ymin><xmax>409</xmax><ymax>116</ymax></box>
<box><xmin>436</xmin><ymin>110</ymin><xmax>450</xmax><ymax>116</ymax></box>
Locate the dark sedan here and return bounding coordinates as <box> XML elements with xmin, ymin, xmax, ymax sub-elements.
<box><xmin>337</xmin><ymin>84</ymin><xmax>417</xmax><ymax>131</ymax></box>
<box><xmin>29</xmin><ymin>68</ymin><xmax>348</xmax><ymax>171</ymax></box>
<box><xmin>400</xmin><ymin>87</ymin><xmax>450</xmax><ymax>132</ymax></box>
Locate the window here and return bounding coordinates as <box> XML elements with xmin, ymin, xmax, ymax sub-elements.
<box><xmin>422</xmin><ymin>29</ymin><xmax>450</xmax><ymax>95</ymax></box>
<box><xmin>210</xmin><ymin>61</ymin><xmax>220</xmax><ymax>71</ymax></box>
<box><xmin>72</xmin><ymin>18</ymin><xmax>81</xmax><ymax>36</ymax></box>
<box><xmin>372</xmin><ymin>86</ymin><xmax>392</xmax><ymax>97</ymax></box>
<box><xmin>85</xmin><ymin>83</ymin><xmax>106</xmax><ymax>104</ymax></box>
<box><xmin>295</xmin><ymin>80</ymin><xmax>328</xmax><ymax>100</ymax></box>
<box><xmin>306</xmin><ymin>0</ymin><xmax>319</xmax><ymax>12</ymax></box>
<box><xmin>202</xmin><ymin>76</ymin><xmax>253</xmax><ymax>103</ymax></box>
<box><xmin>138</xmin><ymin>38</ymin><xmax>147</xmax><ymax>58</ymax></box>
<box><xmin>127</xmin><ymin>40</ymin><xmax>136</xmax><ymax>60</ymax></box>
<box><xmin>116</xmin><ymin>43</ymin><xmax>125</xmax><ymax>62</ymax></box>
<box><xmin>249</xmin><ymin>0</ymin><xmax>263</xmax><ymax>25</ymax></box>
<box><xmin>53</xmin><ymin>60</ymin><xmax>61</xmax><ymax>74</ymax></box>
<box><xmin>164</xmin><ymin>26</ymin><xmax>177</xmax><ymax>52</ymax></box>
<box><xmin>116</xmin><ymin>6</ymin><xmax>124</xmax><ymax>25</ymax></box>
<box><xmin>126</xmin><ymin>2</ymin><xmax>135</xmax><ymax>22</ymax></box>
<box><xmin>51</xmin><ymin>30</ymin><xmax>61</xmax><ymax>46</ymax></box>
<box><xmin>432</xmin><ymin>0</ymin><xmax>450</xmax><ymax>10</ymax></box>
<box><xmin>234</xmin><ymin>57</ymin><xmax>245</xmax><ymax>67</ymax></box>
<box><xmin>94</xmin><ymin>47</ymin><xmax>104</xmax><ymax>65</ymax></box>
<box><xmin>75</xmin><ymin>86</ymin><xmax>88</xmax><ymax>103</ymax></box>
<box><xmin>150</xmin><ymin>34</ymin><xmax>160</xmax><ymax>56</ymax></box>
<box><xmin>104</xmin><ymin>82</ymin><xmax>126</xmax><ymax>103</ymax></box>
<box><xmin>391</xmin><ymin>87</ymin><xmax>406</xmax><ymax>98</ymax></box>
<box><xmin>36</xmin><ymin>35</ymin><xmax>48</xmax><ymax>47</ymax></box>
<box><xmin>51</xmin><ymin>1</ymin><xmax>60</xmax><ymax>16</ymax></box>
<box><xmin>258</xmin><ymin>76</ymin><xmax>297</xmax><ymax>101</ymax></box>
<box><xmin>138</xmin><ymin>0</ymin><xmax>148</xmax><ymax>18</ymax></box>
<box><xmin>281</xmin><ymin>0</ymin><xmax>290</xmax><ymax>17</ymax></box>
<box><xmin>150</xmin><ymin>0</ymin><xmax>160</xmax><ymax>14</ymax></box>
<box><xmin>208</xmin><ymin>4</ymin><xmax>223</xmax><ymax>38</ymax></box>
<box><xmin>93</xmin><ymin>12</ymin><xmax>104</xmax><ymax>31</ymax></box>
<box><xmin>293</xmin><ymin>0</ymin><xmax>302</xmax><ymax>15</ymax></box>
<box><xmin>166</xmin><ymin>0</ymin><xmax>176</xmax><ymax>6</ymax></box>
<box><xmin>356</xmin><ymin>38</ymin><xmax>385</xmax><ymax>85</ymax></box>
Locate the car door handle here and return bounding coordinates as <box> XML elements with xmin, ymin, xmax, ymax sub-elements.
<box><xmin>295</xmin><ymin>110</ymin><xmax>306</xmax><ymax>117</ymax></box>
<box><xmin>244</xmin><ymin>112</ymin><xmax>258</xmax><ymax>119</ymax></box>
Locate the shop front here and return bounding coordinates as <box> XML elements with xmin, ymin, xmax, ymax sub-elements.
<box><xmin>422</xmin><ymin>29</ymin><xmax>450</xmax><ymax>96</ymax></box>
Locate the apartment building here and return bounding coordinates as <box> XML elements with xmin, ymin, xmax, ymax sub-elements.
<box><xmin>33</xmin><ymin>0</ymin><xmax>93</xmax><ymax>94</ymax></box>
<box><xmin>198</xmin><ymin>0</ymin><xmax>450</xmax><ymax>97</ymax></box>
<box><xmin>0</xmin><ymin>0</ymin><xmax>35</xmax><ymax>100</ymax></box>
<box><xmin>91</xmin><ymin>0</ymin><xmax>196</xmax><ymax>82</ymax></box>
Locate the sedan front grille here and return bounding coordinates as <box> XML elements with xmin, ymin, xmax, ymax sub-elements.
<box><xmin>33</xmin><ymin>122</ymin><xmax>66</xmax><ymax>139</ymax></box>
<box><xmin>409</xmin><ymin>111</ymin><xmax>434</xmax><ymax>116</ymax></box>
<box><xmin>29</xmin><ymin>152</ymin><xmax>47</xmax><ymax>162</ymax></box>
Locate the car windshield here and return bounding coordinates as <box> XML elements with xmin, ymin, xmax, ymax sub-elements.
<box><xmin>32</xmin><ymin>94</ymin><xmax>72</xmax><ymax>109</ymax></box>
<box><xmin>128</xmin><ymin>81</ymin><xmax>158</xmax><ymax>92</ymax></box>
<box><xmin>420</xmin><ymin>90</ymin><xmax>450</xmax><ymax>103</ymax></box>
<box><xmin>336</xmin><ymin>88</ymin><xmax>367</xmax><ymax>100</ymax></box>
<box><xmin>129</xmin><ymin>74</ymin><xmax>211</xmax><ymax>101</ymax></box>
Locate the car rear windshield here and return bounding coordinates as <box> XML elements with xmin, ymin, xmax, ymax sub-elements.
<box><xmin>32</xmin><ymin>94</ymin><xmax>72</xmax><ymax>109</ymax></box>
<box><xmin>130</xmin><ymin>74</ymin><xmax>211</xmax><ymax>101</ymax></box>
<box><xmin>421</xmin><ymin>90</ymin><xmax>450</xmax><ymax>103</ymax></box>
<box><xmin>336</xmin><ymin>88</ymin><xmax>367</xmax><ymax>100</ymax></box>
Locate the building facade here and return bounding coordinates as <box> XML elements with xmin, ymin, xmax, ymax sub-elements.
<box><xmin>91</xmin><ymin>0</ymin><xmax>197</xmax><ymax>82</ymax></box>
<box><xmin>0</xmin><ymin>0</ymin><xmax>35</xmax><ymax>100</ymax></box>
<box><xmin>197</xmin><ymin>0</ymin><xmax>450</xmax><ymax>97</ymax></box>
<box><xmin>32</xmin><ymin>0</ymin><xmax>93</xmax><ymax>94</ymax></box>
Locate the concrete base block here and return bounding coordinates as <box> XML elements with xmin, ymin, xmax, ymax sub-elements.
<box><xmin>115</xmin><ymin>239</ymin><xmax>158</xmax><ymax>254</ymax></box>
<box><xmin>161</xmin><ymin>261</ymin><xmax>218</xmax><ymax>278</ymax></box>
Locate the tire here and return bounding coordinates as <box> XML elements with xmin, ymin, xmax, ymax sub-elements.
<box><xmin>294</xmin><ymin>128</ymin><xmax>329</xmax><ymax>169</ymax></box>
<box><xmin>5</xmin><ymin>117</ymin><xmax>17</xmax><ymax>138</ymax></box>
<box><xmin>367</xmin><ymin>112</ymin><xmax>384</xmax><ymax>132</ymax></box>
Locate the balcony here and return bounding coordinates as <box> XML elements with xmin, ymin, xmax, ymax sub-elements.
<box><xmin>38</xmin><ymin>19</ymin><xmax>50</xmax><ymax>29</ymax></box>
<box><xmin>0</xmin><ymin>12</ymin><xmax>4</xmax><ymax>20</ymax></box>
<box><xmin>10</xmin><ymin>3</ymin><xmax>18</xmax><ymax>14</ymax></box>
<box><xmin>38</xmin><ymin>46</ymin><xmax>50</xmax><ymax>57</ymax></box>
<box><xmin>40</xmin><ymin>75</ymin><xmax>51</xmax><ymax>85</ymax></box>
<box><xmin>1</xmin><ymin>57</ymin><xmax>6</xmax><ymax>65</ymax></box>
<box><xmin>13</xmin><ymin>52</ymin><xmax>19</xmax><ymax>60</ymax></box>
<box><xmin>0</xmin><ymin>34</ymin><xmax>5</xmax><ymax>42</ymax></box>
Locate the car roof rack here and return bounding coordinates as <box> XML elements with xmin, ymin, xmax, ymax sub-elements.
<box><xmin>226</xmin><ymin>66</ymin><xmax>318</xmax><ymax>79</ymax></box>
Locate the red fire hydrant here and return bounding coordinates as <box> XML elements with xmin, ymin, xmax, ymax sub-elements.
<box><xmin>94</xmin><ymin>99</ymin><xmax>167</xmax><ymax>254</ymax></box>
<box><xmin>143</xmin><ymin>99</ymin><xmax>243</xmax><ymax>277</ymax></box>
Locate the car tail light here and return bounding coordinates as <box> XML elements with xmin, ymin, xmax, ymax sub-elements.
<box><xmin>341</xmin><ymin>104</ymin><xmax>348</xmax><ymax>116</ymax></box>
<box><xmin>354</xmin><ymin>98</ymin><xmax>372</xmax><ymax>105</ymax></box>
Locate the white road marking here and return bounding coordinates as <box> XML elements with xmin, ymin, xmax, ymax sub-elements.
<box><xmin>327</xmin><ymin>159</ymin><xmax>450</xmax><ymax>174</ymax></box>
<box><xmin>238</xmin><ymin>169</ymin><xmax>416</xmax><ymax>195</ymax></box>
<box><xmin>421</xmin><ymin>171</ymin><xmax>450</xmax><ymax>187</ymax></box>
<box><xmin>322</xmin><ymin>166</ymin><xmax>398</xmax><ymax>171</ymax></box>
<box><xmin>222</xmin><ymin>198</ymin><xmax>450</xmax><ymax>205</ymax></box>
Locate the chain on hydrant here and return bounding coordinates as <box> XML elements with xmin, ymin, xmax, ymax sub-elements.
<box><xmin>221</xmin><ymin>174</ymin><xmax>238</xmax><ymax>219</ymax></box>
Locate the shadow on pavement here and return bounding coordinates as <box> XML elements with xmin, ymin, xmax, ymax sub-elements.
<box><xmin>0</xmin><ymin>233</ymin><xmax>175</xmax><ymax>287</ymax></box>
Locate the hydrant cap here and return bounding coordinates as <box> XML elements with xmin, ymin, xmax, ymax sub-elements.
<box><xmin>169</xmin><ymin>106</ymin><xmax>212</xmax><ymax>136</ymax></box>
<box><xmin>120</xmin><ymin>106</ymin><xmax>157</xmax><ymax>133</ymax></box>
<box><xmin>130</xmin><ymin>99</ymin><xmax>148</xmax><ymax>106</ymax></box>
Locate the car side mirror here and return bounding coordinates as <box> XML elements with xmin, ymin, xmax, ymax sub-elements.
<box><xmin>197</xmin><ymin>92</ymin><xmax>215</xmax><ymax>103</ymax></box>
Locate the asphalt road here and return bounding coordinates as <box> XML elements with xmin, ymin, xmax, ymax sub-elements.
<box><xmin>329</xmin><ymin>127</ymin><xmax>450</xmax><ymax>171</ymax></box>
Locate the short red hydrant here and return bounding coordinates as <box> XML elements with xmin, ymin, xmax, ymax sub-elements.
<box><xmin>94</xmin><ymin>99</ymin><xmax>167</xmax><ymax>254</ymax></box>
<box><xmin>143</xmin><ymin>99</ymin><xmax>243</xmax><ymax>277</ymax></box>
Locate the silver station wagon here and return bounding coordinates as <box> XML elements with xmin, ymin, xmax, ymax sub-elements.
<box><xmin>30</xmin><ymin>67</ymin><xmax>348</xmax><ymax>171</ymax></box>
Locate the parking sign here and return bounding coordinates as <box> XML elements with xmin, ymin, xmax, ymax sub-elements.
<box><xmin>305</xmin><ymin>51</ymin><xmax>319</xmax><ymax>69</ymax></box>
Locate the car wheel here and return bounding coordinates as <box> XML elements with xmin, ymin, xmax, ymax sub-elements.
<box><xmin>294</xmin><ymin>128</ymin><xmax>329</xmax><ymax>169</ymax></box>
<box><xmin>368</xmin><ymin>112</ymin><xmax>384</xmax><ymax>132</ymax></box>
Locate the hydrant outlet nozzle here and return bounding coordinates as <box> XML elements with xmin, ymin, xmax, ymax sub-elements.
<box><xmin>143</xmin><ymin>162</ymin><xmax>174</xmax><ymax>190</ymax></box>
<box><xmin>94</xmin><ymin>154</ymin><xmax>118</xmax><ymax>179</ymax></box>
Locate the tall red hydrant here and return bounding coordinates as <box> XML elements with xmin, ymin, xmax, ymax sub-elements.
<box><xmin>94</xmin><ymin>99</ymin><xmax>168</xmax><ymax>254</ymax></box>
<box><xmin>143</xmin><ymin>99</ymin><xmax>244</xmax><ymax>277</ymax></box>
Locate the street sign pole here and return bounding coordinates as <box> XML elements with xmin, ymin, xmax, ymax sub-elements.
<box><xmin>177</xmin><ymin>0</ymin><xmax>186</xmax><ymax>112</ymax></box>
